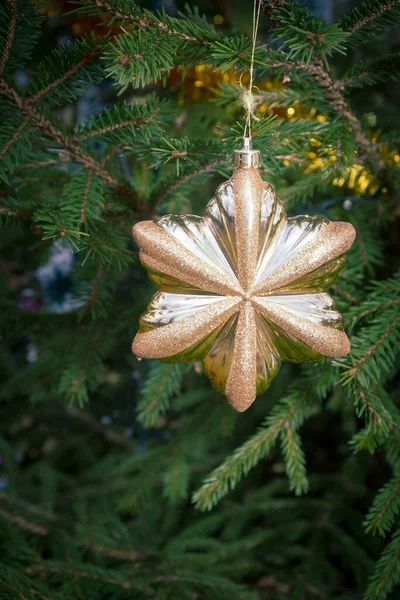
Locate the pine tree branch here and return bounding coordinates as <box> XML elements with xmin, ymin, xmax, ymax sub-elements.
<box><xmin>355</xmin><ymin>225</ymin><xmax>369</xmax><ymax>268</ymax></box>
<box><xmin>25</xmin><ymin>564</ymin><xmax>133</xmax><ymax>590</ymax></box>
<box><xmin>62</xmin><ymin>327</ymin><xmax>103</xmax><ymax>403</ymax></box>
<box><xmin>0</xmin><ymin>116</ymin><xmax>29</xmax><ymax>161</ymax></box>
<box><xmin>341</xmin><ymin>53</ymin><xmax>400</xmax><ymax>89</ymax></box>
<box><xmin>25</xmin><ymin>158</ymin><xmax>70</xmax><ymax>168</ymax></box>
<box><xmin>349</xmin><ymin>316</ymin><xmax>400</xmax><ymax>377</ymax></box>
<box><xmin>331</xmin><ymin>284</ymin><xmax>359</xmax><ymax>304</ymax></box>
<box><xmin>365</xmin><ymin>529</ymin><xmax>400</xmax><ymax>599</ymax></box>
<box><xmin>88</xmin><ymin>0</ymin><xmax>200</xmax><ymax>42</ymax></box>
<box><xmin>0</xmin><ymin>80</ymin><xmax>139</xmax><ymax>206</ymax></box>
<box><xmin>0</xmin><ymin>492</ymin><xmax>55</xmax><ymax>521</ymax></box>
<box><xmin>85</xmin><ymin>264</ymin><xmax>103</xmax><ymax>307</ymax></box>
<box><xmin>150</xmin><ymin>159</ymin><xmax>222</xmax><ymax>209</ymax></box>
<box><xmin>358</xmin><ymin>390</ymin><xmax>387</xmax><ymax>428</ymax></box>
<box><xmin>72</xmin><ymin>108</ymin><xmax>160</xmax><ymax>142</ymax></box>
<box><xmin>366</xmin><ymin>478</ymin><xmax>400</xmax><ymax>536</ymax></box>
<box><xmin>346</xmin><ymin>0</ymin><xmax>399</xmax><ymax>33</ymax></box>
<box><xmin>27</xmin><ymin>48</ymin><xmax>101</xmax><ymax>104</ymax></box>
<box><xmin>64</xmin><ymin>404</ymin><xmax>132</xmax><ymax>448</ymax></box>
<box><xmin>1</xmin><ymin>494</ymin><xmax>144</xmax><ymax>565</ymax></box>
<box><xmin>307</xmin><ymin>59</ymin><xmax>373</xmax><ymax>159</ymax></box>
<box><xmin>346</xmin><ymin>300</ymin><xmax>400</xmax><ymax>325</ymax></box>
<box><xmin>0</xmin><ymin>0</ymin><xmax>17</xmax><ymax>78</ymax></box>
<box><xmin>193</xmin><ymin>421</ymin><xmax>281</xmax><ymax>511</ymax></box>
<box><xmin>25</xmin><ymin>588</ymin><xmax>52</xmax><ymax>600</ymax></box>
<box><xmin>59</xmin><ymin>481</ymin><xmax>128</xmax><ymax>504</ymax></box>
<box><xmin>0</xmin><ymin>507</ymin><xmax>48</xmax><ymax>536</ymax></box>
<box><xmin>89</xmin><ymin>543</ymin><xmax>143</xmax><ymax>562</ymax></box>
<box><xmin>257</xmin><ymin>4</ymin><xmax>381</xmax><ymax>167</ymax></box>
<box><xmin>281</xmin><ymin>419</ymin><xmax>309</xmax><ymax>495</ymax></box>
<box><xmin>0</xmin><ymin>207</ymin><xmax>33</xmax><ymax>218</ymax></box>
<box><xmin>80</xmin><ymin>169</ymin><xmax>93</xmax><ymax>222</ymax></box>
<box><xmin>137</xmin><ymin>363</ymin><xmax>183</xmax><ymax>428</ymax></box>
<box><xmin>101</xmin><ymin>144</ymin><xmax>124</xmax><ymax>165</ymax></box>
<box><xmin>22</xmin><ymin>175</ymin><xmax>69</xmax><ymax>183</ymax></box>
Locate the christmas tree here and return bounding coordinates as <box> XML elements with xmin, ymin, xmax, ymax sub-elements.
<box><xmin>1</xmin><ymin>0</ymin><xmax>400</xmax><ymax>598</ymax></box>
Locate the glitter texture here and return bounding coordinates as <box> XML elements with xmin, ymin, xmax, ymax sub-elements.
<box><xmin>132</xmin><ymin>165</ymin><xmax>356</xmax><ymax>412</ymax></box>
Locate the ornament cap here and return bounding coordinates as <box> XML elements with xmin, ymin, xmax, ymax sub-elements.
<box><xmin>233</xmin><ymin>137</ymin><xmax>261</xmax><ymax>169</ymax></box>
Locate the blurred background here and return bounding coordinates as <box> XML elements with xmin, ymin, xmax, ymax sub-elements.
<box><xmin>1</xmin><ymin>0</ymin><xmax>400</xmax><ymax>599</ymax></box>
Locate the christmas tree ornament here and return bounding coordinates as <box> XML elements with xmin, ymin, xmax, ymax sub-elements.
<box><xmin>132</xmin><ymin>139</ymin><xmax>356</xmax><ymax>411</ymax></box>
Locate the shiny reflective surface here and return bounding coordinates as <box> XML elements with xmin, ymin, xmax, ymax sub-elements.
<box><xmin>132</xmin><ymin>166</ymin><xmax>356</xmax><ymax>411</ymax></box>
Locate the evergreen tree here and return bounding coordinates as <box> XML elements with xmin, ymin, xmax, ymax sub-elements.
<box><xmin>1</xmin><ymin>0</ymin><xmax>400</xmax><ymax>598</ymax></box>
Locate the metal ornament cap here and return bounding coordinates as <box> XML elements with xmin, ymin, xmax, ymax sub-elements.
<box><xmin>233</xmin><ymin>138</ymin><xmax>261</xmax><ymax>169</ymax></box>
<box><xmin>132</xmin><ymin>144</ymin><xmax>356</xmax><ymax>412</ymax></box>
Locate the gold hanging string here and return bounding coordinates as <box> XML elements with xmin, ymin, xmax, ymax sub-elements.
<box><xmin>242</xmin><ymin>0</ymin><xmax>262</xmax><ymax>149</ymax></box>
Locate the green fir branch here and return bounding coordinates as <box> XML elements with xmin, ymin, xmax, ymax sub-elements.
<box><xmin>280</xmin><ymin>421</ymin><xmax>309</xmax><ymax>495</ymax></box>
<box><xmin>72</xmin><ymin>98</ymin><xmax>165</xmax><ymax>144</ymax></box>
<box><xmin>342</xmin><ymin>53</ymin><xmax>400</xmax><ymax>90</ymax></box>
<box><xmin>338</xmin><ymin>309</ymin><xmax>400</xmax><ymax>388</ymax></box>
<box><xmin>366</xmin><ymin>476</ymin><xmax>400</xmax><ymax>536</ymax></box>
<box><xmin>26</xmin><ymin>35</ymin><xmax>104</xmax><ymax>107</ymax></box>
<box><xmin>0</xmin><ymin>80</ymin><xmax>139</xmax><ymax>205</ymax></box>
<box><xmin>265</xmin><ymin>0</ymin><xmax>349</xmax><ymax>68</ymax></box>
<box><xmin>193</xmin><ymin>388</ymin><xmax>317</xmax><ymax>511</ymax></box>
<box><xmin>365</xmin><ymin>528</ymin><xmax>400</xmax><ymax>600</ymax></box>
<box><xmin>340</xmin><ymin>0</ymin><xmax>400</xmax><ymax>46</ymax></box>
<box><xmin>0</xmin><ymin>0</ymin><xmax>42</xmax><ymax>75</ymax></box>
<box><xmin>137</xmin><ymin>362</ymin><xmax>183</xmax><ymax>428</ymax></box>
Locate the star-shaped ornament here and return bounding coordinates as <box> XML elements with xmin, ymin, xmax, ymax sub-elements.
<box><xmin>132</xmin><ymin>141</ymin><xmax>356</xmax><ymax>412</ymax></box>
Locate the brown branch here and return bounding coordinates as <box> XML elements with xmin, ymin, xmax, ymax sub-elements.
<box><xmin>23</xmin><ymin>176</ymin><xmax>70</xmax><ymax>182</ymax></box>
<box><xmin>346</xmin><ymin>300</ymin><xmax>400</xmax><ymax>325</ymax></box>
<box><xmin>355</xmin><ymin>226</ymin><xmax>368</xmax><ymax>267</ymax></box>
<box><xmin>348</xmin><ymin>315</ymin><xmax>400</xmax><ymax>377</ymax></box>
<box><xmin>25</xmin><ymin>564</ymin><xmax>132</xmax><ymax>590</ymax></box>
<box><xmin>359</xmin><ymin>390</ymin><xmax>385</xmax><ymax>426</ymax></box>
<box><xmin>102</xmin><ymin>144</ymin><xmax>125</xmax><ymax>165</ymax></box>
<box><xmin>346</xmin><ymin>0</ymin><xmax>399</xmax><ymax>33</ymax></box>
<box><xmin>0</xmin><ymin>207</ymin><xmax>33</xmax><ymax>217</ymax></box>
<box><xmin>2</xmin><ymin>582</ymin><xmax>52</xmax><ymax>600</ymax></box>
<box><xmin>149</xmin><ymin>159</ymin><xmax>223</xmax><ymax>209</ymax></box>
<box><xmin>89</xmin><ymin>543</ymin><xmax>143</xmax><ymax>562</ymax></box>
<box><xmin>1</xmin><ymin>493</ymin><xmax>144</xmax><ymax>565</ymax></box>
<box><xmin>368</xmin><ymin>537</ymin><xmax>400</xmax><ymax>599</ymax></box>
<box><xmin>27</xmin><ymin>49</ymin><xmax>101</xmax><ymax>105</ymax></box>
<box><xmin>0</xmin><ymin>507</ymin><xmax>48</xmax><ymax>536</ymax></box>
<box><xmin>0</xmin><ymin>117</ymin><xmax>30</xmax><ymax>161</ymax></box>
<box><xmin>0</xmin><ymin>0</ymin><xmax>17</xmax><ymax>78</ymax></box>
<box><xmin>72</xmin><ymin>109</ymin><xmax>160</xmax><ymax>143</ymax></box>
<box><xmin>64</xmin><ymin>403</ymin><xmax>132</xmax><ymax>449</ymax></box>
<box><xmin>59</xmin><ymin>481</ymin><xmax>128</xmax><ymax>504</ymax></box>
<box><xmin>25</xmin><ymin>158</ymin><xmax>71</xmax><ymax>168</ymax></box>
<box><xmin>370</xmin><ymin>480</ymin><xmax>400</xmax><ymax>529</ymax></box>
<box><xmin>70</xmin><ymin>328</ymin><xmax>103</xmax><ymax>396</ymax></box>
<box><xmin>0</xmin><ymin>80</ymin><xmax>139</xmax><ymax>206</ymax></box>
<box><xmin>307</xmin><ymin>59</ymin><xmax>373</xmax><ymax>157</ymax></box>
<box><xmin>80</xmin><ymin>170</ymin><xmax>93</xmax><ymax>223</ymax></box>
<box><xmin>341</xmin><ymin>71</ymin><xmax>368</xmax><ymax>88</ymax></box>
<box><xmin>91</xmin><ymin>0</ymin><xmax>200</xmax><ymax>42</ymax></box>
<box><xmin>331</xmin><ymin>284</ymin><xmax>358</xmax><ymax>304</ymax></box>
<box><xmin>0</xmin><ymin>492</ymin><xmax>55</xmax><ymax>521</ymax></box>
<box><xmin>85</xmin><ymin>264</ymin><xmax>103</xmax><ymax>307</ymax></box>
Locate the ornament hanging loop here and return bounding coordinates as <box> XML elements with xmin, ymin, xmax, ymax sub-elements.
<box><xmin>242</xmin><ymin>0</ymin><xmax>262</xmax><ymax>147</ymax></box>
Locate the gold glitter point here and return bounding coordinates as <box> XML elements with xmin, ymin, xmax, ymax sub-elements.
<box><xmin>226</xmin><ymin>302</ymin><xmax>257</xmax><ymax>412</ymax></box>
<box><xmin>132</xmin><ymin>296</ymin><xmax>241</xmax><ymax>359</ymax></box>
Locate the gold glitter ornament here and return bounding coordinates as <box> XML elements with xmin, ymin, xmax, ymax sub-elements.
<box><xmin>132</xmin><ymin>140</ymin><xmax>356</xmax><ymax>412</ymax></box>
